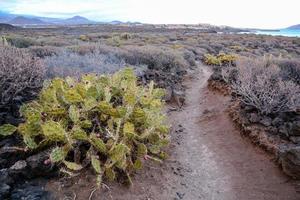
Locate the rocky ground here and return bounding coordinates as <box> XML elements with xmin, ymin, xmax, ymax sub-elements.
<box><xmin>41</xmin><ymin>65</ymin><xmax>300</xmax><ymax>200</ymax></box>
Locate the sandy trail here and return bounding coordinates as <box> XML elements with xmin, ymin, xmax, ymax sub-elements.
<box><xmin>48</xmin><ymin>66</ymin><xmax>300</xmax><ymax>200</ymax></box>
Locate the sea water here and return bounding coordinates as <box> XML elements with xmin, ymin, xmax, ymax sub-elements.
<box><xmin>255</xmin><ymin>29</ymin><xmax>300</xmax><ymax>37</ymax></box>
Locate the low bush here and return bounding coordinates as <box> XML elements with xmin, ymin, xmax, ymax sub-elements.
<box><xmin>37</xmin><ymin>37</ymin><xmax>72</xmax><ymax>47</ymax></box>
<box><xmin>277</xmin><ymin>59</ymin><xmax>300</xmax><ymax>85</ymax></box>
<box><xmin>204</xmin><ymin>53</ymin><xmax>237</xmax><ymax>66</ymax></box>
<box><xmin>0</xmin><ymin>46</ymin><xmax>45</xmax><ymax>124</ymax></box>
<box><xmin>183</xmin><ymin>50</ymin><xmax>196</xmax><ymax>66</ymax></box>
<box><xmin>69</xmin><ymin>44</ymin><xmax>189</xmax><ymax>72</ymax></box>
<box><xmin>79</xmin><ymin>35</ymin><xmax>90</xmax><ymax>42</ymax></box>
<box><xmin>120</xmin><ymin>33</ymin><xmax>132</xmax><ymax>40</ymax></box>
<box><xmin>204</xmin><ymin>54</ymin><xmax>221</xmax><ymax>65</ymax></box>
<box><xmin>29</xmin><ymin>46</ymin><xmax>62</xmax><ymax>58</ymax></box>
<box><xmin>0</xmin><ymin>68</ymin><xmax>169</xmax><ymax>185</ymax></box>
<box><xmin>5</xmin><ymin>35</ymin><xmax>36</xmax><ymax>48</ymax></box>
<box><xmin>121</xmin><ymin>46</ymin><xmax>188</xmax><ymax>71</ymax></box>
<box><xmin>231</xmin><ymin>59</ymin><xmax>300</xmax><ymax>114</ymax></box>
<box><xmin>106</xmin><ymin>36</ymin><xmax>122</xmax><ymax>47</ymax></box>
<box><xmin>69</xmin><ymin>44</ymin><xmax>99</xmax><ymax>55</ymax></box>
<box><xmin>44</xmin><ymin>50</ymin><xmax>126</xmax><ymax>78</ymax></box>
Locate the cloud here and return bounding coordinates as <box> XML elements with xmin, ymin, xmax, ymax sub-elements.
<box><xmin>0</xmin><ymin>0</ymin><xmax>299</xmax><ymax>28</ymax></box>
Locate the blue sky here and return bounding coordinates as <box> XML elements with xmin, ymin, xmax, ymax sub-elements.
<box><xmin>0</xmin><ymin>0</ymin><xmax>299</xmax><ymax>28</ymax></box>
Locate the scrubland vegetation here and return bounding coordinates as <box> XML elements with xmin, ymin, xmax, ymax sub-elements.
<box><xmin>0</xmin><ymin>24</ymin><xmax>300</xmax><ymax>198</ymax></box>
<box><xmin>4</xmin><ymin>68</ymin><xmax>169</xmax><ymax>186</ymax></box>
<box><xmin>220</xmin><ymin>58</ymin><xmax>300</xmax><ymax>114</ymax></box>
<box><xmin>208</xmin><ymin>51</ymin><xmax>300</xmax><ymax>179</ymax></box>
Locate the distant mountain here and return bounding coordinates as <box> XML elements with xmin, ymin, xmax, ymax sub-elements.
<box><xmin>0</xmin><ymin>10</ymin><xmax>142</xmax><ymax>26</ymax></box>
<box><xmin>0</xmin><ymin>23</ymin><xmax>17</xmax><ymax>31</ymax></box>
<box><xmin>4</xmin><ymin>15</ymin><xmax>97</xmax><ymax>26</ymax></box>
<box><xmin>109</xmin><ymin>20</ymin><xmax>123</xmax><ymax>25</ymax></box>
<box><xmin>8</xmin><ymin>16</ymin><xmax>48</xmax><ymax>25</ymax></box>
<box><xmin>287</xmin><ymin>24</ymin><xmax>300</xmax><ymax>30</ymax></box>
<box><xmin>63</xmin><ymin>16</ymin><xmax>95</xmax><ymax>24</ymax></box>
<box><xmin>0</xmin><ymin>11</ymin><xmax>16</xmax><ymax>23</ymax></box>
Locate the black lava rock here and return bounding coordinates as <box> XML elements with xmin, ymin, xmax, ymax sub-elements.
<box><xmin>0</xmin><ymin>183</ymin><xmax>10</xmax><ymax>199</ymax></box>
<box><xmin>278</xmin><ymin>145</ymin><xmax>300</xmax><ymax>179</ymax></box>
<box><xmin>11</xmin><ymin>185</ymin><xmax>52</xmax><ymax>200</ymax></box>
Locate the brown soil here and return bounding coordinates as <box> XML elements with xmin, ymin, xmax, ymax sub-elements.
<box><xmin>46</xmin><ymin>66</ymin><xmax>300</xmax><ymax>200</ymax></box>
<box><xmin>207</xmin><ymin>79</ymin><xmax>231</xmax><ymax>96</ymax></box>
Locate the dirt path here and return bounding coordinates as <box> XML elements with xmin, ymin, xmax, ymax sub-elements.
<box><xmin>47</xmin><ymin>66</ymin><xmax>300</xmax><ymax>200</ymax></box>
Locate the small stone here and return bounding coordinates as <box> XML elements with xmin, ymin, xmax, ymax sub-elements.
<box><xmin>0</xmin><ymin>169</ymin><xmax>14</xmax><ymax>185</ymax></box>
<box><xmin>260</xmin><ymin>117</ymin><xmax>272</xmax><ymax>127</ymax></box>
<box><xmin>272</xmin><ymin>117</ymin><xmax>284</xmax><ymax>127</ymax></box>
<box><xmin>289</xmin><ymin>121</ymin><xmax>300</xmax><ymax>136</ymax></box>
<box><xmin>289</xmin><ymin>137</ymin><xmax>300</xmax><ymax>144</ymax></box>
<box><xmin>26</xmin><ymin>150</ymin><xmax>53</xmax><ymax>178</ymax></box>
<box><xmin>279</xmin><ymin>125</ymin><xmax>289</xmax><ymax>137</ymax></box>
<box><xmin>176</xmin><ymin>192</ymin><xmax>185</xmax><ymax>199</ymax></box>
<box><xmin>0</xmin><ymin>183</ymin><xmax>10</xmax><ymax>199</ymax></box>
<box><xmin>249</xmin><ymin>113</ymin><xmax>260</xmax><ymax>123</ymax></box>
<box><xmin>11</xmin><ymin>185</ymin><xmax>51</xmax><ymax>200</ymax></box>
<box><xmin>278</xmin><ymin>145</ymin><xmax>300</xmax><ymax>179</ymax></box>
<box><xmin>244</xmin><ymin>105</ymin><xmax>256</xmax><ymax>112</ymax></box>
<box><xmin>202</xmin><ymin>109</ymin><xmax>211</xmax><ymax>115</ymax></box>
<box><xmin>165</xmin><ymin>87</ymin><xmax>173</xmax><ymax>102</ymax></box>
<box><xmin>10</xmin><ymin>160</ymin><xmax>27</xmax><ymax>171</ymax></box>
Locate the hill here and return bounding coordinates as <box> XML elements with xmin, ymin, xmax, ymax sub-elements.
<box><xmin>8</xmin><ymin>16</ymin><xmax>47</xmax><ymax>25</ymax></box>
<box><xmin>288</xmin><ymin>24</ymin><xmax>300</xmax><ymax>30</ymax></box>
<box><xmin>0</xmin><ymin>23</ymin><xmax>17</xmax><ymax>31</ymax></box>
<box><xmin>63</xmin><ymin>16</ymin><xmax>94</xmax><ymax>24</ymax></box>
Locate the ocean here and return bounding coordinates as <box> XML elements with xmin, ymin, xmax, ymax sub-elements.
<box><xmin>255</xmin><ymin>29</ymin><xmax>300</xmax><ymax>37</ymax></box>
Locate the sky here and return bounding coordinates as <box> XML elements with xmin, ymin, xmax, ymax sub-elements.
<box><xmin>0</xmin><ymin>0</ymin><xmax>299</xmax><ymax>29</ymax></box>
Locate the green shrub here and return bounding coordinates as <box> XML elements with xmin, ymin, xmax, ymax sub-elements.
<box><xmin>79</xmin><ymin>35</ymin><xmax>90</xmax><ymax>42</ymax></box>
<box><xmin>204</xmin><ymin>54</ymin><xmax>221</xmax><ymax>65</ymax></box>
<box><xmin>6</xmin><ymin>36</ymin><xmax>36</xmax><ymax>48</ymax></box>
<box><xmin>204</xmin><ymin>53</ymin><xmax>237</xmax><ymax>66</ymax></box>
<box><xmin>120</xmin><ymin>33</ymin><xmax>132</xmax><ymax>40</ymax></box>
<box><xmin>0</xmin><ymin>68</ymin><xmax>169</xmax><ymax>185</ymax></box>
<box><xmin>107</xmin><ymin>36</ymin><xmax>122</xmax><ymax>47</ymax></box>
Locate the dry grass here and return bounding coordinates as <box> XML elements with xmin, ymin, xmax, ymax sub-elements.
<box><xmin>230</xmin><ymin>58</ymin><xmax>300</xmax><ymax>114</ymax></box>
<box><xmin>0</xmin><ymin>46</ymin><xmax>45</xmax><ymax>118</ymax></box>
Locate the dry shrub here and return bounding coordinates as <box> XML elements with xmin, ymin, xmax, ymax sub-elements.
<box><xmin>44</xmin><ymin>49</ymin><xmax>126</xmax><ymax>78</ymax></box>
<box><xmin>69</xmin><ymin>44</ymin><xmax>99</xmax><ymax>55</ymax></box>
<box><xmin>5</xmin><ymin>36</ymin><xmax>36</xmax><ymax>48</ymax></box>
<box><xmin>277</xmin><ymin>59</ymin><xmax>300</xmax><ymax>85</ymax></box>
<box><xmin>232</xmin><ymin>58</ymin><xmax>300</xmax><ymax>114</ymax></box>
<box><xmin>37</xmin><ymin>37</ymin><xmax>71</xmax><ymax>47</ymax></box>
<box><xmin>29</xmin><ymin>46</ymin><xmax>62</xmax><ymax>58</ymax></box>
<box><xmin>120</xmin><ymin>45</ymin><xmax>188</xmax><ymax>71</ymax></box>
<box><xmin>69</xmin><ymin>44</ymin><xmax>188</xmax><ymax>78</ymax></box>
<box><xmin>183</xmin><ymin>50</ymin><xmax>196</xmax><ymax>66</ymax></box>
<box><xmin>0</xmin><ymin>46</ymin><xmax>45</xmax><ymax>123</ymax></box>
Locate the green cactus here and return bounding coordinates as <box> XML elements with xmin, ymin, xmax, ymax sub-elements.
<box><xmin>0</xmin><ymin>68</ymin><xmax>169</xmax><ymax>186</ymax></box>
<box><xmin>0</xmin><ymin>36</ymin><xmax>8</xmax><ymax>46</ymax></box>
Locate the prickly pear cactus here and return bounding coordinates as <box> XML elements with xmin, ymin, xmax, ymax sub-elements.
<box><xmin>0</xmin><ymin>36</ymin><xmax>8</xmax><ymax>46</ymax></box>
<box><xmin>0</xmin><ymin>68</ymin><xmax>169</xmax><ymax>186</ymax></box>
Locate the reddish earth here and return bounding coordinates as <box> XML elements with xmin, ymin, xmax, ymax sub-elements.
<box><xmin>46</xmin><ymin>66</ymin><xmax>300</xmax><ymax>200</ymax></box>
